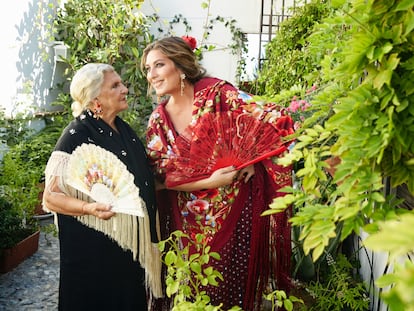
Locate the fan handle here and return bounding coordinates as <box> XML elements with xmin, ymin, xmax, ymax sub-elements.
<box><xmin>235</xmin><ymin>145</ymin><xmax>287</xmax><ymax>170</ymax></box>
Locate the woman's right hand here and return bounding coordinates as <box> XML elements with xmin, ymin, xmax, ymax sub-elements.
<box><xmin>168</xmin><ymin>165</ymin><xmax>238</xmax><ymax>192</ymax></box>
<box><xmin>83</xmin><ymin>202</ymin><xmax>115</xmax><ymax>220</ymax></box>
<box><xmin>207</xmin><ymin>166</ymin><xmax>239</xmax><ymax>188</ymax></box>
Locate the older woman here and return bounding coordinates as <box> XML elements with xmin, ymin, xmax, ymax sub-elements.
<box><xmin>43</xmin><ymin>63</ymin><xmax>161</xmax><ymax>310</ymax></box>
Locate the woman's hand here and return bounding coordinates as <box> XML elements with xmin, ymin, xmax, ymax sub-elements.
<box><xmin>236</xmin><ymin>165</ymin><xmax>255</xmax><ymax>183</ymax></box>
<box><xmin>208</xmin><ymin>166</ymin><xmax>239</xmax><ymax>188</ymax></box>
<box><xmin>170</xmin><ymin>165</ymin><xmax>239</xmax><ymax>192</ymax></box>
<box><xmin>154</xmin><ymin>178</ymin><xmax>166</xmax><ymax>191</ymax></box>
<box><xmin>168</xmin><ymin>164</ymin><xmax>255</xmax><ymax>192</ymax></box>
<box><xmin>43</xmin><ymin>178</ymin><xmax>115</xmax><ymax>219</ymax></box>
<box><xmin>83</xmin><ymin>202</ymin><xmax>115</xmax><ymax>220</ymax></box>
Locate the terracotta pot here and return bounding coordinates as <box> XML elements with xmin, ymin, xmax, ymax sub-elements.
<box><xmin>0</xmin><ymin>230</ymin><xmax>40</xmax><ymax>273</ymax></box>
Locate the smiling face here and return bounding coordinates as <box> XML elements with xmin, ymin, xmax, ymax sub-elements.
<box><xmin>96</xmin><ymin>71</ymin><xmax>129</xmax><ymax>119</ymax></box>
<box><xmin>144</xmin><ymin>49</ymin><xmax>182</xmax><ymax>97</ymax></box>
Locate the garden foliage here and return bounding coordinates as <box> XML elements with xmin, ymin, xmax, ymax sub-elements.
<box><xmin>264</xmin><ymin>0</ymin><xmax>414</xmax><ymax>310</ymax></box>
<box><xmin>53</xmin><ymin>0</ymin><xmax>156</xmax><ymax>139</ymax></box>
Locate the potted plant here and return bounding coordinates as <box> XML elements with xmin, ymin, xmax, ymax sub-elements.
<box><xmin>0</xmin><ymin>195</ymin><xmax>40</xmax><ymax>273</ymax></box>
<box><xmin>0</xmin><ymin>110</ymin><xmax>62</xmax><ymax>273</ymax></box>
<box><xmin>0</xmin><ymin>137</ymin><xmax>43</xmax><ymax>273</ymax></box>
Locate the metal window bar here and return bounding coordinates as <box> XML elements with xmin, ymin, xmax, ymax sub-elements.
<box><xmin>258</xmin><ymin>0</ymin><xmax>307</xmax><ymax>69</ymax></box>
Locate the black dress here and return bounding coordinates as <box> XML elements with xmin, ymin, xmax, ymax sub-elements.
<box><xmin>52</xmin><ymin>110</ymin><xmax>157</xmax><ymax>311</ymax></box>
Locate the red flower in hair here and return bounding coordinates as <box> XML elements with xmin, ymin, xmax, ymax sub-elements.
<box><xmin>181</xmin><ymin>35</ymin><xmax>197</xmax><ymax>51</ymax></box>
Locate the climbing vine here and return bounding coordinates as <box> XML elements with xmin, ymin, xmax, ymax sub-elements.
<box><xmin>149</xmin><ymin>0</ymin><xmax>248</xmax><ymax>83</ymax></box>
<box><xmin>264</xmin><ymin>0</ymin><xmax>414</xmax><ymax>309</ymax></box>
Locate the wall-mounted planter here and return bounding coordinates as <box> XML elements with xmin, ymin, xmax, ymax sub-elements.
<box><xmin>0</xmin><ymin>230</ymin><xmax>40</xmax><ymax>274</ymax></box>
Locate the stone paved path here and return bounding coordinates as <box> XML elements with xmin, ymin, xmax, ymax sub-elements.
<box><xmin>0</xmin><ymin>218</ymin><xmax>59</xmax><ymax>311</ymax></box>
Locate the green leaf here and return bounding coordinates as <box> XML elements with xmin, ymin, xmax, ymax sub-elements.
<box><xmin>203</xmin><ymin>266</ymin><xmax>214</xmax><ymax>276</ymax></box>
<box><xmin>371</xmin><ymin>191</ymin><xmax>385</xmax><ymax>203</ymax></box>
<box><xmin>209</xmin><ymin>252</ymin><xmax>221</xmax><ymax>260</ymax></box>
<box><xmin>158</xmin><ymin>240</ymin><xmax>166</xmax><ymax>252</ymax></box>
<box><xmin>190</xmin><ymin>262</ymin><xmax>201</xmax><ymax>274</ymax></box>
<box><xmin>165</xmin><ymin>250</ymin><xmax>177</xmax><ymax>266</ymax></box>
<box><xmin>312</xmin><ymin>243</ymin><xmax>325</xmax><ymax>261</ymax></box>
<box><xmin>166</xmin><ymin>280</ymin><xmax>180</xmax><ymax>297</ymax></box>
<box><xmin>268</xmin><ymin>194</ymin><xmax>296</xmax><ymax>212</ymax></box>
<box><xmin>403</xmin><ymin>9</ymin><xmax>414</xmax><ymax>36</ymax></box>
<box><xmin>395</xmin><ymin>0</ymin><xmax>414</xmax><ymax>11</ymax></box>
<box><xmin>363</xmin><ymin>213</ymin><xmax>414</xmax><ymax>261</ymax></box>
<box><xmin>374</xmin><ymin>70</ymin><xmax>391</xmax><ymax>89</ymax></box>
<box><xmin>195</xmin><ymin>233</ymin><xmax>204</xmax><ymax>243</ymax></box>
<box><xmin>331</xmin><ymin>0</ymin><xmax>346</xmax><ymax>8</ymax></box>
<box><xmin>289</xmin><ymin>295</ymin><xmax>304</xmax><ymax>303</ymax></box>
<box><xmin>376</xmin><ymin>273</ymin><xmax>398</xmax><ymax>288</ymax></box>
<box><xmin>198</xmin><ymin>277</ymin><xmax>207</xmax><ymax>286</ymax></box>
<box><xmin>284</xmin><ymin>299</ymin><xmax>294</xmax><ymax>311</ymax></box>
<box><xmin>297</xmin><ymin>134</ymin><xmax>315</xmax><ymax>143</ymax></box>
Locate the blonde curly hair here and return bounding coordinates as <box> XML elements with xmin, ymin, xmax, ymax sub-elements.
<box><xmin>70</xmin><ymin>63</ymin><xmax>115</xmax><ymax>117</ymax></box>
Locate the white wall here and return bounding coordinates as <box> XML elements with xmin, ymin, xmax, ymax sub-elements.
<box><xmin>141</xmin><ymin>0</ymin><xmax>300</xmax><ymax>84</ymax></box>
<box><xmin>1</xmin><ymin>0</ymin><xmax>299</xmax><ymax>117</ymax></box>
<box><xmin>0</xmin><ymin>0</ymin><xmax>62</xmax><ymax>119</ymax></box>
<box><xmin>141</xmin><ymin>0</ymin><xmax>262</xmax><ymax>84</ymax></box>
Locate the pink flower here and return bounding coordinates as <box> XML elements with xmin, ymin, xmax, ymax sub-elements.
<box><xmin>301</xmin><ymin>101</ymin><xmax>311</xmax><ymax>111</ymax></box>
<box><xmin>182</xmin><ymin>35</ymin><xmax>197</xmax><ymax>50</ymax></box>
<box><xmin>306</xmin><ymin>85</ymin><xmax>317</xmax><ymax>93</ymax></box>
<box><xmin>288</xmin><ymin>100</ymin><xmax>301</xmax><ymax>113</ymax></box>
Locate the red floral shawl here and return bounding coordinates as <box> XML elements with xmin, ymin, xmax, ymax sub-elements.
<box><xmin>146</xmin><ymin>77</ymin><xmax>293</xmax><ymax>309</ymax></box>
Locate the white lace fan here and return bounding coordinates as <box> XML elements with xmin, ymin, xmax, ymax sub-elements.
<box><xmin>66</xmin><ymin>143</ymin><xmax>145</xmax><ymax>217</ymax></box>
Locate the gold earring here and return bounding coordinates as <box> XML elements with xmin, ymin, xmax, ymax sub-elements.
<box><xmin>180</xmin><ymin>73</ymin><xmax>186</xmax><ymax>96</ymax></box>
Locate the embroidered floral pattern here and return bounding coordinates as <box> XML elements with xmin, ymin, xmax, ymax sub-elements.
<box><xmin>146</xmin><ymin>78</ymin><xmax>293</xmax><ymax>243</ymax></box>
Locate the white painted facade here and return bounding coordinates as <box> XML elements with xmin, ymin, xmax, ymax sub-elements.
<box><xmin>0</xmin><ymin>0</ymin><xmax>298</xmax><ymax>117</ymax></box>
<box><xmin>140</xmin><ymin>0</ymin><xmax>298</xmax><ymax>84</ymax></box>
<box><xmin>140</xmin><ymin>0</ymin><xmax>262</xmax><ymax>84</ymax></box>
<box><xmin>0</xmin><ymin>0</ymin><xmax>63</xmax><ymax>119</ymax></box>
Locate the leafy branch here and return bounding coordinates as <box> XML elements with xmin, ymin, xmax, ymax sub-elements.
<box><xmin>158</xmin><ymin>230</ymin><xmax>241</xmax><ymax>311</ymax></box>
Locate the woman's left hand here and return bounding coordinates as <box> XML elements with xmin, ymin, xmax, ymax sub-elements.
<box><xmin>83</xmin><ymin>202</ymin><xmax>115</xmax><ymax>220</ymax></box>
<box><xmin>236</xmin><ymin>165</ymin><xmax>255</xmax><ymax>183</ymax></box>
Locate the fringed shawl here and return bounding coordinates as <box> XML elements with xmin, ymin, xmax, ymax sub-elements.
<box><xmin>43</xmin><ymin>110</ymin><xmax>162</xmax><ymax>298</ymax></box>
<box><xmin>147</xmin><ymin>78</ymin><xmax>293</xmax><ymax>309</ymax></box>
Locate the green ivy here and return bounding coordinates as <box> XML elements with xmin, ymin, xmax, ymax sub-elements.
<box><xmin>257</xmin><ymin>0</ymin><xmax>331</xmax><ymax>95</ymax></box>
<box><xmin>264</xmin><ymin>0</ymin><xmax>414</xmax><ymax>310</ymax></box>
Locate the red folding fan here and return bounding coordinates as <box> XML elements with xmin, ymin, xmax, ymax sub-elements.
<box><xmin>165</xmin><ymin>111</ymin><xmax>294</xmax><ymax>187</ymax></box>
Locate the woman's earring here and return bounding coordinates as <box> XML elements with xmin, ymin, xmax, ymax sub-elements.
<box><xmin>93</xmin><ymin>105</ymin><xmax>103</xmax><ymax>120</ymax></box>
<box><xmin>180</xmin><ymin>73</ymin><xmax>186</xmax><ymax>96</ymax></box>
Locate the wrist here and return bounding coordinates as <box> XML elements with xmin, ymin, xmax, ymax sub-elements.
<box><xmin>81</xmin><ymin>202</ymin><xmax>88</xmax><ymax>215</ymax></box>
